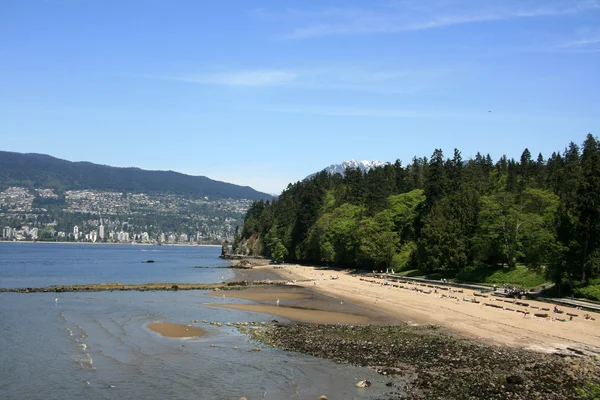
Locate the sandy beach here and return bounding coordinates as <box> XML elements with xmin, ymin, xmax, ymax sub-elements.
<box><xmin>238</xmin><ymin>264</ymin><xmax>600</xmax><ymax>353</ymax></box>
<box><xmin>147</xmin><ymin>322</ymin><xmax>205</xmax><ymax>338</ymax></box>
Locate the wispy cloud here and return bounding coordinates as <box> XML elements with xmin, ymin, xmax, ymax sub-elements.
<box><xmin>559</xmin><ymin>32</ymin><xmax>600</xmax><ymax>49</ymax></box>
<box><xmin>165</xmin><ymin>70</ymin><xmax>298</xmax><ymax>87</ymax></box>
<box><xmin>256</xmin><ymin>1</ymin><xmax>600</xmax><ymax>39</ymax></box>
<box><xmin>154</xmin><ymin>66</ymin><xmax>446</xmax><ymax>93</ymax></box>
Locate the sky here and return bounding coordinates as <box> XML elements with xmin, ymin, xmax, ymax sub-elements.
<box><xmin>1</xmin><ymin>0</ymin><xmax>599</xmax><ymax>194</ymax></box>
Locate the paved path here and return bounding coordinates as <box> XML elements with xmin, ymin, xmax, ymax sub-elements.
<box><xmin>380</xmin><ymin>273</ymin><xmax>600</xmax><ymax>313</ymax></box>
<box><xmin>548</xmin><ymin>298</ymin><xmax>600</xmax><ymax>313</ymax></box>
<box><xmin>379</xmin><ymin>274</ymin><xmax>493</xmax><ymax>292</ymax></box>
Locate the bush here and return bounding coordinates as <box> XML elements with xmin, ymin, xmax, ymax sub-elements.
<box><xmin>391</xmin><ymin>241</ymin><xmax>416</xmax><ymax>272</ymax></box>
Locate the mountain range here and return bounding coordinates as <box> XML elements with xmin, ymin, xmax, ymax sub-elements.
<box><xmin>0</xmin><ymin>151</ymin><xmax>272</xmax><ymax>200</ymax></box>
<box><xmin>307</xmin><ymin>159</ymin><xmax>389</xmax><ymax>179</ymax></box>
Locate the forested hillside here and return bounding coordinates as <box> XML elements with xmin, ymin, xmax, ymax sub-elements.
<box><xmin>0</xmin><ymin>151</ymin><xmax>272</xmax><ymax>200</ymax></box>
<box><xmin>238</xmin><ymin>134</ymin><xmax>600</xmax><ymax>300</ymax></box>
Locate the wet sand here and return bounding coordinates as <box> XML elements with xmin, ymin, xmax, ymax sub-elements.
<box><xmin>229</xmin><ymin>266</ymin><xmax>288</xmax><ymax>282</ymax></box>
<box><xmin>207</xmin><ymin>284</ymin><xmax>396</xmax><ymax>325</ymax></box>
<box><xmin>207</xmin><ymin>286</ymin><xmax>309</xmax><ymax>301</ymax></box>
<box><xmin>147</xmin><ymin>322</ymin><xmax>205</xmax><ymax>338</ymax></box>
<box><xmin>209</xmin><ymin>304</ymin><xmax>373</xmax><ymax>324</ymax></box>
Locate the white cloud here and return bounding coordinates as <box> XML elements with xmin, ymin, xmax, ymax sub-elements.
<box><xmin>263</xmin><ymin>1</ymin><xmax>600</xmax><ymax>39</ymax></box>
<box><xmin>169</xmin><ymin>70</ymin><xmax>298</xmax><ymax>87</ymax></box>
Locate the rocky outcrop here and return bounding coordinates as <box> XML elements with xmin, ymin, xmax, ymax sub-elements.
<box><xmin>244</xmin><ymin>324</ymin><xmax>600</xmax><ymax>400</ymax></box>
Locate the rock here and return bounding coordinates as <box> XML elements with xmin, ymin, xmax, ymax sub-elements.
<box><xmin>386</xmin><ymin>382</ymin><xmax>394</xmax><ymax>387</ymax></box>
<box><xmin>506</xmin><ymin>375</ymin><xmax>525</xmax><ymax>385</ymax></box>
<box><xmin>214</xmin><ymin>288</ymin><xmax>221</xmax><ymax>292</ymax></box>
<box><xmin>355</xmin><ymin>380</ymin><xmax>372</xmax><ymax>388</ymax></box>
<box><xmin>240</xmin><ymin>397</ymin><xmax>248</xmax><ymax>400</ymax></box>
<box><xmin>316</xmin><ymin>396</ymin><xmax>328</xmax><ymax>400</ymax></box>
<box><xmin>252</xmin><ymin>348</ymin><xmax>261</xmax><ymax>352</ymax></box>
<box><xmin>142</xmin><ymin>260</ymin><xmax>155</xmax><ymax>263</ymax></box>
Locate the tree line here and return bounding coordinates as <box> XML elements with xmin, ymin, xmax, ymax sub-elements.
<box><xmin>237</xmin><ymin>134</ymin><xmax>600</xmax><ymax>297</ymax></box>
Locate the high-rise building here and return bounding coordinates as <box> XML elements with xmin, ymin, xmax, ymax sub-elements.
<box><xmin>160</xmin><ymin>232</ymin><xmax>165</xmax><ymax>243</ymax></box>
<box><xmin>98</xmin><ymin>225</ymin><xmax>105</xmax><ymax>240</ymax></box>
<box><xmin>73</xmin><ymin>225</ymin><xmax>79</xmax><ymax>240</ymax></box>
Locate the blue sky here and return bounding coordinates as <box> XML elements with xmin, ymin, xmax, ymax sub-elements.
<box><xmin>1</xmin><ymin>0</ymin><xmax>599</xmax><ymax>194</ymax></box>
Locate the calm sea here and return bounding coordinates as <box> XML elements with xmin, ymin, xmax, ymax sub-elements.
<box><xmin>0</xmin><ymin>243</ymin><xmax>385</xmax><ymax>400</ymax></box>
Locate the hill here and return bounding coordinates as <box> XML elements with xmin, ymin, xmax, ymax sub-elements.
<box><xmin>0</xmin><ymin>151</ymin><xmax>272</xmax><ymax>200</ymax></box>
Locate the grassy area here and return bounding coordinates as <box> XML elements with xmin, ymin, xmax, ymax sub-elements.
<box><xmin>394</xmin><ymin>265</ymin><xmax>547</xmax><ymax>290</ymax></box>
<box><xmin>456</xmin><ymin>265</ymin><xmax>547</xmax><ymax>289</ymax></box>
<box><xmin>575</xmin><ymin>284</ymin><xmax>600</xmax><ymax>302</ymax></box>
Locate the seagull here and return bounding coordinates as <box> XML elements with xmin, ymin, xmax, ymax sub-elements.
<box><xmin>276</xmin><ymin>298</ymin><xmax>280</xmax><ymax>307</ymax></box>
<box><xmin>55</xmin><ymin>298</ymin><xmax>59</xmax><ymax>304</ymax></box>
<box><xmin>222</xmin><ymin>294</ymin><xmax>225</xmax><ymax>299</ymax></box>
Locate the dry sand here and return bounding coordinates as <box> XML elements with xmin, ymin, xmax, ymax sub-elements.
<box><xmin>147</xmin><ymin>322</ymin><xmax>205</xmax><ymax>338</ymax></box>
<box><xmin>252</xmin><ymin>264</ymin><xmax>600</xmax><ymax>352</ymax></box>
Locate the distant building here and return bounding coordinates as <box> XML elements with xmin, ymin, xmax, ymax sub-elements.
<box><xmin>117</xmin><ymin>231</ymin><xmax>129</xmax><ymax>243</ymax></box>
<box><xmin>98</xmin><ymin>224</ymin><xmax>105</xmax><ymax>240</ymax></box>
<box><xmin>160</xmin><ymin>232</ymin><xmax>165</xmax><ymax>243</ymax></box>
<box><xmin>73</xmin><ymin>225</ymin><xmax>79</xmax><ymax>240</ymax></box>
<box><xmin>2</xmin><ymin>226</ymin><xmax>12</xmax><ymax>238</ymax></box>
<box><xmin>180</xmin><ymin>233</ymin><xmax>188</xmax><ymax>242</ymax></box>
<box><xmin>30</xmin><ymin>227</ymin><xmax>39</xmax><ymax>240</ymax></box>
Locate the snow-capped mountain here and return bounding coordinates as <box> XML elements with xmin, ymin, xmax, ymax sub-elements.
<box><xmin>307</xmin><ymin>159</ymin><xmax>389</xmax><ymax>179</ymax></box>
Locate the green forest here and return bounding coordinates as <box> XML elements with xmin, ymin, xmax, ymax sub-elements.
<box><xmin>237</xmin><ymin>134</ymin><xmax>600</xmax><ymax>302</ymax></box>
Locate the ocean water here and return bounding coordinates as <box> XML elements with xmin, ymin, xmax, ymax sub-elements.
<box><xmin>0</xmin><ymin>243</ymin><xmax>234</xmax><ymax>288</ymax></box>
<box><xmin>0</xmin><ymin>244</ymin><xmax>389</xmax><ymax>399</ymax></box>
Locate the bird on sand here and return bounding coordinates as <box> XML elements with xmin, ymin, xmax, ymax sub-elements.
<box><xmin>276</xmin><ymin>298</ymin><xmax>280</xmax><ymax>307</ymax></box>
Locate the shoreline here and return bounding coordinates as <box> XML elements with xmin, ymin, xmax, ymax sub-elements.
<box><xmin>0</xmin><ymin>241</ymin><xmax>222</xmax><ymax>247</ymax></box>
<box><xmin>252</xmin><ymin>263</ymin><xmax>600</xmax><ymax>353</ymax></box>
<box><xmin>0</xmin><ymin>281</ymin><xmax>307</xmax><ymax>293</ymax></box>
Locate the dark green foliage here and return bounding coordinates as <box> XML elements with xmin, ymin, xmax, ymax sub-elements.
<box><xmin>0</xmin><ymin>151</ymin><xmax>272</xmax><ymax>200</ymax></box>
<box><xmin>241</xmin><ymin>135</ymin><xmax>600</xmax><ymax>296</ymax></box>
